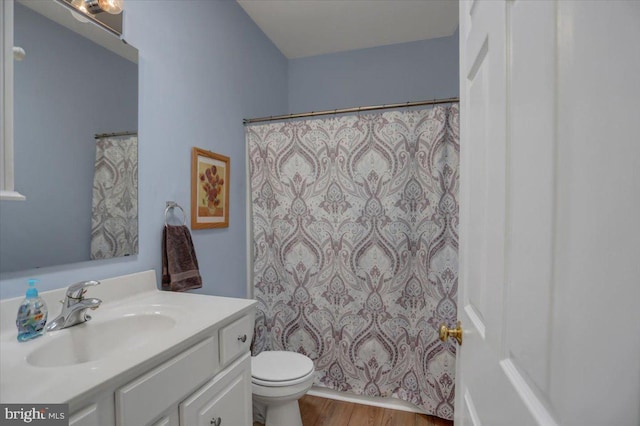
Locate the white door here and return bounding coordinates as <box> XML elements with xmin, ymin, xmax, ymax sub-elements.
<box><xmin>455</xmin><ymin>1</ymin><xmax>640</xmax><ymax>425</ymax></box>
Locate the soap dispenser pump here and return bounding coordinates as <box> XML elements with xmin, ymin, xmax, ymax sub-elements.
<box><xmin>16</xmin><ymin>279</ymin><xmax>48</xmax><ymax>342</ymax></box>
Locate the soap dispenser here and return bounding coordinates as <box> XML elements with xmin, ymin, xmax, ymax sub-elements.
<box><xmin>16</xmin><ymin>279</ymin><xmax>48</xmax><ymax>342</ymax></box>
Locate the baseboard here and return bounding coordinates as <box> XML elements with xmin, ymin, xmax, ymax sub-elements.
<box><xmin>307</xmin><ymin>386</ymin><xmax>427</xmax><ymax>414</ymax></box>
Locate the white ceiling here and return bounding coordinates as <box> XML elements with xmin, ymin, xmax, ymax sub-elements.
<box><xmin>236</xmin><ymin>0</ymin><xmax>459</xmax><ymax>59</ymax></box>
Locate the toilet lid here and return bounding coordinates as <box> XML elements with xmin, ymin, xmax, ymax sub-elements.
<box><xmin>252</xmin><ymin>351</ymin><xmax>314</xmax><ymax>382</ymax></box>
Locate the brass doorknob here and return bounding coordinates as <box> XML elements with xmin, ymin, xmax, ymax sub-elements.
<box><xmin>439</xmin><ymin>321</ymin><xmax>463</xmax><ymax>345</ymax></box>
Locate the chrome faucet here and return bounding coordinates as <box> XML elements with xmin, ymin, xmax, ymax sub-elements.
<box><xmin>46</xmin><ymin>280</ymin><xmax>102</xmax><ymax>332</ymax></box>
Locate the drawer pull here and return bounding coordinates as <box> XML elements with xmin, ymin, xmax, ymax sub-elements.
<box><xmin>210</xmin><ymin>417</ymin><xmax>222</xmax><ymax>425</ymax></box>
<box><xmin>237</xmin><ymin>334</ymin><xmax>247</xmax><ymax>343</ymax></box>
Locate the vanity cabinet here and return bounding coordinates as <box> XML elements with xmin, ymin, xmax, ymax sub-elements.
<box><xmin>69</xmin><ymin>311</ymin><xmax>254</xmax><ymax>426</ymax></box>
<box><xmin>0</xmin><ymin>270</ymin><xmax>257</xmax><ymax>426</ymax></box>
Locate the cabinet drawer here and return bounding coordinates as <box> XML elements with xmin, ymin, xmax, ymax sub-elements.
<box><xmin>180</xmin><ymin>352</ymin><xmax>251</xmax><ymax>426</ymax></box>
<box><xmin>116</xmin><ymin>337</ymin><xmax>219</xmax><ymax>426</ymax></box>
<box><xmin>219</xmin><ymin>314</ymin><xmax>252</xmax><ymax>366</ymax></box>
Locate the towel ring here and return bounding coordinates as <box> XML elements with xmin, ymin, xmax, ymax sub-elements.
<box><xmin>164</xmin><ymin>202</ymin><xmax>186</xmax><ymax>226</ymax></box>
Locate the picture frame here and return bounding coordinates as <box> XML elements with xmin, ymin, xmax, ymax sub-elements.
<box><xmin>191</xmin><ymin>147</ymin><xmax>230</xmax><ymax>229</ymax></box>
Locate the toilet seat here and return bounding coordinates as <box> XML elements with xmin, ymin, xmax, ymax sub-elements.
<box><xmin>251</xmin><ymin>351</ymin><xmax>314</xmax><ymax>387</ymax></box>
<box><xmin>252</xmin><ymin>368</ymin><xmax>315</xmax><ymax>387</ymax></box>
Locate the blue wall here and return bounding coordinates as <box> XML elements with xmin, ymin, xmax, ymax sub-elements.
<box><xmin>0</xmin><ymin>3</ymin><xmax>459</xmax><ymax>300</ymax></box>
<box><xmin>0</xmin><ymin>0</ymin><xmax>288</xmax><ymax>299</ymax></box>
<box><xmin>288</xmin><ymin>33</ymin><xmax>459</xmax><ymax>112</ymax></box>
<box><xmin>0</xmin><ymin>4</ymin><xmax>137</xmax><ymax>273</ymax></box>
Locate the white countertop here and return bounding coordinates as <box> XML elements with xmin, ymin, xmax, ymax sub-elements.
<box><xmin>0</xmin><ymin>270</ymin><xmax>256</xmax><ymax>404</ymax></box>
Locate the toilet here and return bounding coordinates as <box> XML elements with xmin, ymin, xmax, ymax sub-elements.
<box><xmin>251</xmin><ymin>351</ymin><xmax>315</xmax><ymax>426</ymax></box>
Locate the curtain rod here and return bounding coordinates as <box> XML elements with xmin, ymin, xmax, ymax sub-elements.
<box><xmin>94</xmin><ymin>131</ymin><xmax>138</xmax><ymax>139</ymax></box>
<box><xmin>243</xmin><ymin>97</ymin><xmax>459</xmax><ymax>125</ymax></box>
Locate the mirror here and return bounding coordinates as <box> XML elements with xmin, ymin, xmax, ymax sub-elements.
<box><xmin>0</xmin><ymin>0</ymin><xmax>138</xmax><ymax>273</ymax></box>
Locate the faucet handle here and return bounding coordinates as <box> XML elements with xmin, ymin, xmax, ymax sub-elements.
<box><xmin>66</xmin><ymin>280</ymin><xmax>100</xmax><ymax>299</ymax></box>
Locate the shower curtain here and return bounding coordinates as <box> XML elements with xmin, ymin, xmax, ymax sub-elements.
<box><xmin>247</xmin><ymin>105</ymin><xmax>459</xmax><ymax>420</ymax></box>
<box><xmin>90</xmin><ymin>134</ymin><xmax>138</xmax><ymax>260</ymax></box>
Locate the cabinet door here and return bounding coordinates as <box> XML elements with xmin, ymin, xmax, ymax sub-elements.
<box><xmin>151</xmin><ymin>410</ymin><xmax>179</xmax><ymax>426</ymax></box>
<box><xmin>117</xmin><ymin>337</ymin><xmax>218</xmax><ymax>426</ymax></box>
<box><xmin>69</xmin><ymin>404</ymin><xmax>98</xmax><ymax>426</ymax></box>
<box><xmin>180</xmin><ymin>352</ymin><xmax>251</xmax><ymax>426</ymax></box>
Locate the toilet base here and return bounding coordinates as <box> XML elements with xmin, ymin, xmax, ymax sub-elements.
<box><xmin>264</xmin><ymin>400</ymin><xmax>302</xmax><ymax>426</ymax></box>
<box><xmin>253</xmin><ymin>382</ymin><xmax>311</xmax><ymax>426</ymax></box>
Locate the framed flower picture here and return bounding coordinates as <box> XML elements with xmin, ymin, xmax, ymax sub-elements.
<box><xmin>191</xmin><ymin>147</ymin><xmax>230</xmax><ymax>229</ymax></box>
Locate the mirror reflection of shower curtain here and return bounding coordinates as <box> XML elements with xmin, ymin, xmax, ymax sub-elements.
<box><xmin>90</xmin><ymin>134</ymin><xmax>138</xmax><ymax>260</ymax></box>
<box><xmin>248</xmin><ymin>105</ymin><xmax>459</xmax><ymax>420</ymax></box>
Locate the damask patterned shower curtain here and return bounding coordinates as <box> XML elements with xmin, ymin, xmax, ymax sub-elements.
<box><xmin>90</xmin><ymin>134</ymin><xmax>138</xmax><ymax>260</ymax></box>
<box><xmin>247</xmin><ymin>105</ymin><xmax>459</xmax><ymax>419</ymax></box>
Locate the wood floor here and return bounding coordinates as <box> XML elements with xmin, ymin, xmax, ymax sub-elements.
<box><xmin>253</xmin><ymin>395</ymin><xmax>453</xmax><ymax>426</ymax></box>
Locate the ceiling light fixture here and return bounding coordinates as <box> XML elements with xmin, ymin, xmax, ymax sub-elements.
<box><xmin>84</xmin><ymin>0</ymin><xmax>124</xmax><ymax>15</ymax></box>
<box><xmin>70</xmin><ymin>0</ymin><xmax>94</xmax><ymax>22</ymax></box>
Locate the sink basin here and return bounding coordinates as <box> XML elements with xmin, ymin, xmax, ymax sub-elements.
<box><xmin>26</xmin><ymin>313</ymin><xmax>176</xmax><ymax>368</ymax></box>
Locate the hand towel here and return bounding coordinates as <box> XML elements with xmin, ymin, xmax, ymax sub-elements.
<box><xmin>161</xmin><ymin>225</ymin><xmax>202</xmax><ymax>291</ymax></box>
